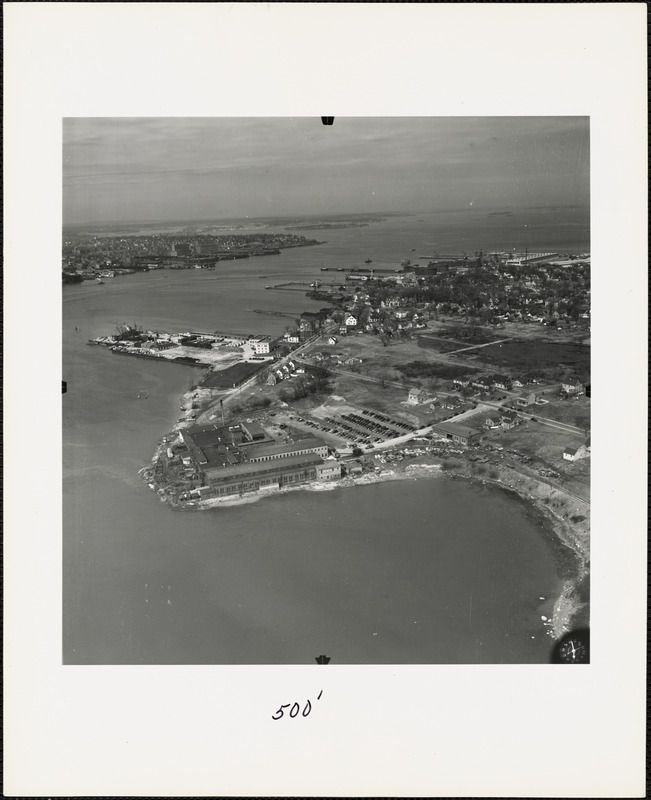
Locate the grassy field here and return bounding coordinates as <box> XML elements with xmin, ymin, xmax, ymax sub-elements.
<box><xmin>537</xmin><ymin>396</ymin><xmax>591</xmax><ymax>429</ymax></box>
<box><xmin>306</xmin><ymin>334</ymin><xmax>483</xmax><ymax>382</ymax></box>
<box><xmin>416</xmin><ymin>336</ymin><xmax>470</xmax><ymax>353</ymax></box>
<box><xmin>397</xmin><ymin>360</ymin><xmax>480</xmax><ymax>380</ymax></box>
<box><xmin>475</xmin><ymin>340</ymin><xmax>590</xmax><ymax>376</ymax></box>
<box><xmin>499</xmin><ymin>421</ymin><xmax>582</xmax><ymax>462</ymax></box>
<box><xmin>434</xmin><ymin>326</ymin><xmax>500</xmax><ymax>344</ymax></box>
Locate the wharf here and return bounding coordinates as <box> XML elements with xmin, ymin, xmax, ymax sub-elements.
<box><xmin>110</xmin><ymin>348</ymin><xmax>210</xmax><ymax>367</ymax></box>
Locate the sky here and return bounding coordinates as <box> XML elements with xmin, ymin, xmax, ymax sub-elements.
<box><xmin>62</xmin><ymin>117</ymin><xmax>589</xmax><ymax>225</ymax></box>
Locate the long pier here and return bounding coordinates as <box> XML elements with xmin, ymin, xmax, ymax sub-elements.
<box><xmin>265</xmin><ymin>282</ymin><xmax>313</xmax><ymax>292</ymax></box>
<box><xmin>249</xmin><ymin>309</ymin><xmax>297</xmax><ymax>319</ymax></box>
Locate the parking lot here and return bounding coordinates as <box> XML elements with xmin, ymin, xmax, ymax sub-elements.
<box><xmin>286</xmin><ymin>406</ymin><xmax>418</xmax><ymax>447</ymax></box>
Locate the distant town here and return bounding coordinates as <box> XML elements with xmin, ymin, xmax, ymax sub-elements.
<box><xmin>62</xmin><ymin>231</ymin><xmax>324</xmax><ymax>282</ymax></box>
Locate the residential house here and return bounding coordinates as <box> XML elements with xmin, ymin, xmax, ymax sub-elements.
<box><xmin>443</xmin><ymin>396</ymin><xmax>462</xmax><ymax>410</ymax></box>
<box><xmin>512</xmin><ymin>378</ymin><xmax>525</xmax><ymax>388</ymax></box>
<box><xmin>453</xmin><ymin>376</ymin><xmax>470</xmax><ymax>388</ymax></box>
<box><xmin>266</xmin><ymin>374</ymin><xmax>277</xmax><ymax>386</ymax></box>
<box><xmin>561</xmin><ymin>379</ymin><xmax>584</xmax><ymax>395</ymax></box>
<box><xmin>563</xmin><ymin>447</ymin><xmax>578</xmax><ymax>461</ymax></box>
<box><xmin>516</xmin><ymin>391</ymin><xmax>537</xmax><ymax>407</ymax></box>
<box><xmin>472</xmin><ymin>376</ymin><xmax>493</xmax><ymax>392</ymax></box>
<box><xmin>327</xmin><ymin>336</ymin><xmax>338</xmax><ymax>345</ymax></box>
<box><xmin>493</xmin><ymin>375</ymin><xmax>512</xmax><ymax>390</ymax></box>
<box><xmin>344</xmin><ymin>314</ymin><xmax>358</xmax><ymax>327</ymax></box>
<box><xmin>500</xmin><ymin>411</ymin><xmax>521</xmax><ymax>430</ymax></box>
<box><xmin>408</xmin><ymin>387</ymin><xmax>427</xmax><ymax>405</ymax></box>
<box><xmin>484</xmin><ymin>416</ymin><xmax>500</xmax><ymax>429</ymax></box>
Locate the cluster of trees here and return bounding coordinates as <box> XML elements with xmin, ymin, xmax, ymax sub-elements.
<box><xmin>278</xmin><ymin>364</ymin><xmax>332</xmax><ymax>402</ymax></box>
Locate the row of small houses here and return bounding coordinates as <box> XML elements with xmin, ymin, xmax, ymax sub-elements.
<box><xmin>266</xmin><ymin>361</ymin><xmax>302</xmax><ymax>386</ymax></box>
<box><xmin>408</xmin><ymin>385</ymin><xmax>534</xmax><ymax>419</ymax></box>
<box><xmin>313</xmin><ymin>349</ymin><xmax>363</xmax><ymax>366</ymax></box>
<box><xmin>453</xmin><ymin>374</ymin><xmax>515</xmax><ymax>391</ymax></box>
<box><xmin>453</xmin><ymin>374</ymin><xmax>587</xmax><ymax>398</ymax></box>
<box><xmin>408</xmin><ymin>387</ymin><xmax>463</xmax><ymax>409</ymax></box>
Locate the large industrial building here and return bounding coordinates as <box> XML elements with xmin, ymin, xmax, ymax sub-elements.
<box><xmin>179</xmin><ymin>423</ymin><xmax>340</xmax><ymax>498</ymax></box>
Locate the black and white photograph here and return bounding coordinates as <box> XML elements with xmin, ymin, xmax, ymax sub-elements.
<box><xmin>63</xmin><ymin>116</ymin><xmax>591</xmax><ymax>666</ymax></box>
<box><xmin>5</xmin><ymin>4</ymin><xmax>647</xmax><ymax>798</ymax></box>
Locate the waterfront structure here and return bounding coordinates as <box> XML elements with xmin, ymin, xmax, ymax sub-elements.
<box><xmin>249</xmin><ymin>338</ymin><xmax>271</xmax><ymax>355</ymax></box>
<box><xmin>178</xmin><ymin>424</ymin><xmax>338</xmax><ymax>498</ymax></box>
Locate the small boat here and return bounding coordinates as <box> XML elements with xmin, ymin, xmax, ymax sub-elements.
<box><xmin>365</xmin><ymin>258</ymin><xmax>373</xmax><ymax>264</ymax></box>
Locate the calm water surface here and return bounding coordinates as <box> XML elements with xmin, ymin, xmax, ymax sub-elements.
<box><xmin>63</xmin><ymin>212</ymin><xmax>587</xmax><ymax>664</ymax></box>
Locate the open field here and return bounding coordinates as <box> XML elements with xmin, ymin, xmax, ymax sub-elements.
<box><xmin>535</xmin><ymin>395</ymin><xmax>590</xmax><ymax>429</ymax></box>
<box><xmin>416</xmin><ymin>335</ymin><xmax>473</xmax><ymax>353</ymax></box>
<box><xmin>424</xmin><ymin>318</ymin><xmax>589</xmax><ymax>345</ymax></box>
<box><xmin>397</xmin><ymin>360</ymin><xmax>480</xmax><ymax>380</ymax></box>
<box><xmin>306</xmin><ymin>334</ymin><xmax>483</xmax><ymax>381</ymax></box>
<box><xmin>433</xmin><ymin>326</ymin><xmax>501</xmax><ymax>344</ymax></box>
<box><xmin>494</xmin><ymin>420</ymin><xmax>583</xmax><ymax>462</ymax></box>
<box><xmin>473</xmin><ymin>339</ymin><xmax>590</xmax><ymax>375</ymax></box>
